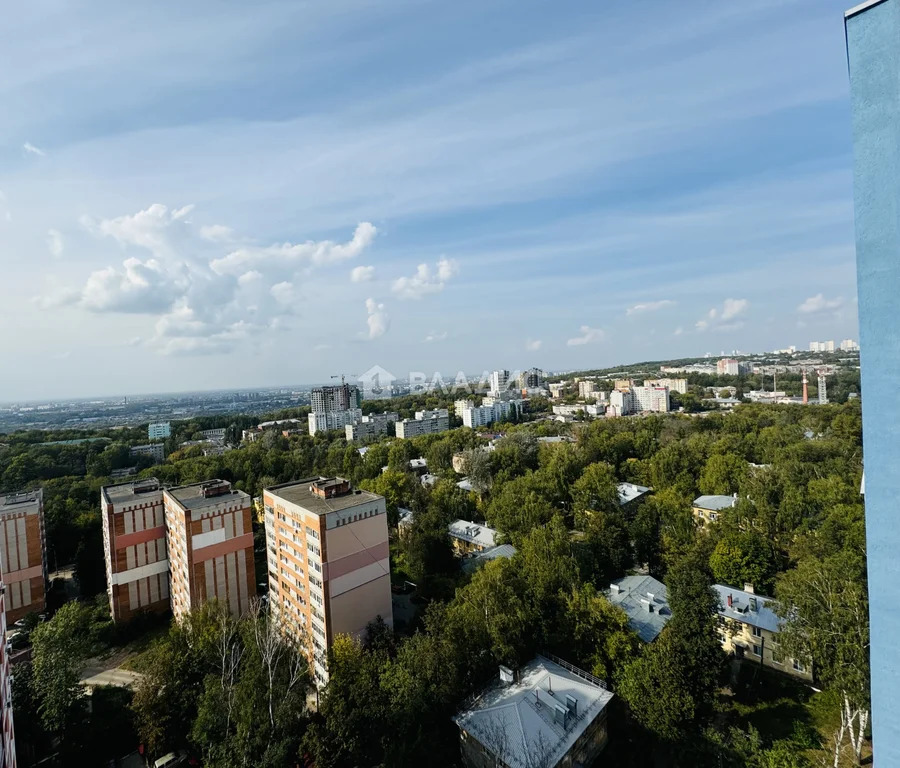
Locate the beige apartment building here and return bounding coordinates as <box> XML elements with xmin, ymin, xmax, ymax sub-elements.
<box><xmin>263</xmin><ymin>477</ymin><xmax>392</xmax><ymax>685</ymax></box>
<box><xmin>0</xmin><ymin>490</ymin><xmax>46</xmax><ymax>625</ymax></box>
<box><xmin>101</xmin><ymin>478</ymin><xmax>170</xmax><ymax>621</ymax></box>
<box><xmin>163</xmin><ymin>480</ymin><xmax>255</xmax><ymax>621</ymax></box>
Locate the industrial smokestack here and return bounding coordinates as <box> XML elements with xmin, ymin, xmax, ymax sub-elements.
<box><xmin>802</xmin><ymin>368</ymin><xmax>808</xmax><ymax>404</ymax></box>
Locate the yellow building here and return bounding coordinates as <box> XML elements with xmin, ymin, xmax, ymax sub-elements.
<box><xmin>714</xmin><ymin>584</ymin><xmax>812</xmax><ymax>682</ymax></box>
<box><xmin>692</xmin><ymin>494</ymin><xmax>737</xmax><ymax>528</ymax></box>
<box><xmin>447</xmin><ymin>519</ymin><xmax>498</xmax><ymax>555</ymax></box>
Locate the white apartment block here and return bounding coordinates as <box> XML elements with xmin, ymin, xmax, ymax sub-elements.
<box><xmin>578</xmin><ymin>380</ymin><xmax>597</xmax><ymax>399</ymax></box>
<box><xmin>308</xmin><ymin>408</ymin><xmax>362</xmax><ymax>435</ymax></box>
<box><xmin>552</xmin><ymin>403</ymin><xmax>603</xmax><ymax>417</ymax></box>
<box><xmin>130</xmin><ymin>443</ymin><xmax>165</xmax><ymax>463</ymax></box>
<box><xmin>644</xmin><ymin>378</ymin><xmax>688</xmax><ymax>394</ymax></box>
<box><xmin>609</xmin><ymin>389</ymin><xmax>635</xmax><ymax>416</ymax></box>
<box><xmin>488</xmin><ymin>370</ymin><xmax>510</xmax><ymax>394</ymax></box>
<box><xmin>396</xmin><ymin>412</ymin><xmax>450</xmax><ymax>438</ymax></box>
<box><xmin>199</xmin><ymin>428</ymin><xmax>226</xmax><ymax>443</ymax></box>
<box><xmin>839</xmin><ymin>339</ymin><xmax>859</xmax><ymax>352</ymax></box>
<box><xmin>633</xmin><ymin>386</ymin><xmax>670</xmax><ymax>413</ymax></box>
<box><xmin>717</xmin><ymin>358</ymin><xmax>741</xmax><ymax>376</ymax></box>
<box><xmin>345</xmin><ymin>412</ymin><xmax>399</xmax><ymax>441</ymax></box>
<box><xmin>809</xmin><ymin>340</ymin><xmax>836</xmax><ymax>353</ymax></box>
<box><xmin>147</xmin><ymin>422</ymin><xmax>171</xmax><ymax>440</ymax></box>
<box><xmin>461</xmin><ymin>399</ymin><xmax>523</xmax><ymax>428</ymax></box>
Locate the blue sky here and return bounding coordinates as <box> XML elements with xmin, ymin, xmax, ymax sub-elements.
<box><xmin>0</xmin><ymin>0</ymin><xmax>858</xmax><ymax>399</ymax></box>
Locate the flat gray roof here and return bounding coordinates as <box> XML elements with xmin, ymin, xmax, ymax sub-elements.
<box><xmin>166</xmin><ymin>481</ymin><xmax>249</xmax><ymax>511</ymax></box>
<box><xmin>714</xmin><ymin>584</ymin><xmax>782</xmax><ymax>633</ymax></box>
<box><xmin>102</xmin><ymin>478</ymin><xmax>163</xmax><ymax>503</ymax></box>
<box><xmin>0</xmin><ymin>489</ymin><xmax>42</xmax><ymax>511</ymax></box>
<box><xmin>266</xmin><ymin>478</ymin><xmax>380</xmax><ymax>515</ymax></box>
<box><xmin>693</xmin><ymin>494</ymin><xmax>738</xmax><ymax>511</ymax></box>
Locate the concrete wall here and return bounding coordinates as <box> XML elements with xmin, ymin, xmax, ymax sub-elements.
<box><xmin>846</xmin><ymin>1</ymin><xmax>900</xmax><ymax>761</ymax></box>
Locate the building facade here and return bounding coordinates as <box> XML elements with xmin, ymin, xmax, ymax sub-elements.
<box><xmin>608</xmin><ymin>388</ymin><xmax>635</xmax><ymax>416</ymax></box>
<box><xmin>518</xmin><ymin>367</ymin><xmax>544</xmax><ymax>389</ymax></box>
<box><xmin>461</xmin><ymin>400</ymin><xmax>522</xmax><ymax>428</ymax></box>
<box><xmin>717</xmin><ymin>358</ymin><xmax>740</xmax><ymax>376</ymax></box>
<box><xmin>577</xmin><ymin>380</ymin><xmax>597</xmax><ymax>399</ymax></box>
<box><xmin>311</xmin><ymin>384</ymin><xmax>361</xmax><ymax>413</ymax></box>
<box><xmin>163</xmin><ymin>481</ymin><xmax>255</xmax><ymax>621</ymax></box>
<box><xmin>101</xmin><ymin>479</ymin><xmax>170</xmax><ymax>621</ymax></box>
<box><xmin>714</xmin><ymin>584</ymin><xmax>812</xmax><ymax>682</ymax></box>
<box><xmin>488</xmin><ymin>370</ymin><xmax>510</xmax><ymax>394</ymax></box>
<box><xmin>308</xmin><ymin>408</ymin><xmax>362</xmax><ymax>435</ymax></box>
<box><xmin>632</xmin><ymin>386</ymin><xmax>670</xmax><ymax>413</ymax></box>
<box><xmin>147</xmin><ymin>422</ymin><xmax>171</xmax><ymax>440</ymax></box>
<box><xmin>130</xmin><ymin>443</ymin><xmax>165</xmax><ymax>463</ymax></box>
<box><xmin>395</xmin><ymin>410</ymin><xmax>450</xmax><ymax>438</ymax></box>
<box><xmin>263</xmin><ymin>478</ymin><xmax>392</xmax><ymax>685</ymax></box>
<box><xmin>644</xmin><ymin>377</ymin><xmax>688</xmax><ymax>394</ymax></box>
<box><xmin>691</xmin><ymin>494</ymin><xmax>738</xmax><ymax>528</ymax></box>
<box><xmin>845</xmin><ymin>2</ymin><xmax>900</xmax><ymax>758</ymax></box>
<box><xmin>0</xmin><ymin>491</ymin><xmax>46</xmax><ymax>625</ymax></box>
<box><xmin>0</xmin><ymin>560</ymin><xmax>15</xmax><ymax>768</ymax></box>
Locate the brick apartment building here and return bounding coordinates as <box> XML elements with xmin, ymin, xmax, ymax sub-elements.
<box><xmin>0</xmin><ymin>490</ymin><xmax>46</xmax><ymax>625</ymax></box>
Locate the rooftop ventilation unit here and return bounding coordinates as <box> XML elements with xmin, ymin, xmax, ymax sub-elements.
<box><xmin>499</xmin><ymin>665</ymin><xmax>514</xmax><ymax>684</ymax></box>
<box><xmin>553</xmin><ymin>703</ymin><xmax>569</xmax><ymax>728</ymax></box>
<box><xmin>200</xmin><ymin>480</ymin><xmax>232</xmax><ymax>498</ymax></box>
<box><xmin>565</xmin><ymin>694</ymin><xmax>577</xmax><ymax>717</ymax></box>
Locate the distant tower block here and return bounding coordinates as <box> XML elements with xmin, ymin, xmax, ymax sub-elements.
<box><xmin>818</xmin><ymin>370</ymin><xmax>828</xmax><ymax>405</ymax></box>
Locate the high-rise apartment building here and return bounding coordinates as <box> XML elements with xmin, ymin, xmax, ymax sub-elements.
<box><xmin>395</xmin><ymin>409</ymin><xmax>450</xmax><ymax>438</ymax></box>
<box><xmin>311</xmin><ymin>384</ymin><xmax>361</xmax><ymax>413</ymax></box>
<box><xmin>608</xmin><ymin>389</ymin><xmax>635</xmax><ymax>416</ymax></box>
<box><xmin>130</xmin><ymin>443</ymin><xmax>165</xmax><ymax>463</ymax></box>
<box><xmin>846</xmin><ymin>2</ymin><xmax>900</xmax><ymax>758</ymax></box>
<box><xmin>0</xmin><ymin>562</ymin><xmax>16</xmax><ymax>768</ymax></box>
<box><xmin>717</xmin><ymin>358</ymin><xmax>741</xmax><ymax>376</ymax></box>
<box><xmin>263</xmin><ymin>477</ymin><xmax>392</xmax><ymax>685</ymax></box>
<box><xmin>308</xmin><ymin>408</ymin><xmax>362</xmax><ymax>435</ymax></box>
<box><xmin>345</xmin><ymin>412</ymin><xmax>399</xmax><ymax>441</ymax></box>
<box><xmin>163</xmin><ymin>480</ymin><xmax>255</xmax><ymax>621</ymax></box>
<box><xmin>840</xmin><ymin>339</ymin><xmax>860</xmax><ymax>352</ymax></box>
<box><xmin>460</xmin><ymin>399</ymin><xmax>523</xmax><ymax>428</ymax></box>
<box><xmin>517</xmin><ymin>367</ymin><xmax>544</xmax><ymax>389</ymax></box>
<box><xmin>101</xmin><ymin>479</ymin><xmax>170</xmax><ymax>621</ymax></box>
<box><xmin>148</xmin><ymin>422</ymin><xmax>171</xmax><ymax>440</ymax></box>
<box><xmin>578</xmin><ymin>380</ymin><xmax>597</xmax><ymax>399</ymax></box>
<box><xmin>488</xmin><ymin>370</ymin><xmax>510</xmax><ymax>394</ymax></box>
<box><xmin>0</xmin><ymin>490</ymin><xmax>46</xmax><ymax>625</ymax></box>
<box><xmin>632</xmin><ymin>386</ymin><xmax>670</xmax><ymax>413</ymax></box>
<box><xmin>644</xmin><ymin>378</ymin><xmax>688</xmax><ymax>394</ymax></box>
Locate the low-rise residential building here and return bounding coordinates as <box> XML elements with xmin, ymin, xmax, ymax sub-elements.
<box><xmin>264</xmin><ymin>477</ymin><xmax>392</xmax><ymax>685</ymax></box>
<box><xmin>692</xmin><ymin>494</ymin><xmax>738</xmax><ymax>527</ymax></box>
<box><xmin>199</xmin><ymin>428</ymin><xmax>226</xmax><ymax>443</ymax></box>
<box><xmin>714</xmin><ymin>584</ymin><xmax>812</xmax><ymax>681</ymax></box>
<box><xmin>148</xmin><ymin>422</ymin><xmax>171</xmax><ymax>440</ymax></box>
<box><xmin>548</xmin><ymin>382</ymin><xmax>567</xmax><ymax>399</ymax></box>
<box><xmin>617</xmin><ymin>482</ymin><xmax>652</xmax><ymax>510</ymax></box>
<box><xmin>448</xmin><ymin>519</ymin><xmax>498</xmax><ymax>555</ymax></box>
<box><xmin>552</xmin><ymin>403</ymin><xmax>603</xmax><ymax>417</ymax></box>
<box><xmin>454</xmin><ymin>654</ymin><xmax>614</xmax><ymax>768</ymax></box>
<box><xmin>0</xmin><ymin>490</ymin><xmax>46</xmax><ymax>625</ymax></box>
<box><xmin>396</xmin><ymin>410</ymin><xmax>450</xmax><ymax>438</ymax></box>
<box><xmin>461</xmin><ymin>543</ymin><xmax>517</xmax><ymax>574</ymax></box>
<box><xmin>606</xmin><ymin>575</ymin><xmax>671</xmax><ymax>642</ymax></box>
<box><xmin>130</xmin><ymin>443</ymin><xmax>165</xmax><ymax>463</ymax></box>
<box><xmin>164</xmin><ymin>480</ymin><xmax>255</xmax><ymax>621</ymax></box>
<box><xmin>101</xmin><ymin>479</ymin><xmax>170</xmax><ymax>622</ymax></box>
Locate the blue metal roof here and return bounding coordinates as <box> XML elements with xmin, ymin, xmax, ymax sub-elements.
<box><xmin>692</xmin><ymin>494</ymin><xmax>738</xmax><ymax>511</ymax></box>
<box><xmin>713</xmin><ymin>584</ymin><xmax>782</xmax><ymax>633</ymax></box>
<box><xmin>606</xmin><ymin>575</ymin><xmax>671</xmax><ymax>642</ymax></box>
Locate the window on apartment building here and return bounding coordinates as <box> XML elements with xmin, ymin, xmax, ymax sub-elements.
<box><xmin>752</xmin><ymin>645</ymin><xmax>761</xmax><ymax>657</ymax></box>
<box><xmin>305</xmin><ymin>526</ymin><xmax>319</xmax><ymax>539</ymax></box>
<box><xmin>709</xmin><ymin>512</ymin><xmax>718</xmax><ymax>522</ymax></box>
<box><xmin>792</xmin><ymin>659</ymin><xmax>806</xmax><ymax>673</ymax></box>
<box><xmin>751</xmin><ymin>626</ymin><xmax>761</xmax><ymax>638</ymax></box>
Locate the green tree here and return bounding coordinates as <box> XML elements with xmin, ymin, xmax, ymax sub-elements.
<box><xmin>709</xmin><ymin>530</ymin><xmax>778</xmax><ymax>595</ymax></box>
<box><xmin>699</xmin><ymin>453</ymin><xmax>747</xmax><ymax>496</ymax></box>
<box><xmin>572</xmin><ymin>462</ymin><xmax>619</xmax><ymax>526</ymax></box>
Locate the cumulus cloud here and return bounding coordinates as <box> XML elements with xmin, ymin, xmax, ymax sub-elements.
<box><xmin>797</xmin><ymin>293</ymin><xmax>844</xmax><ymax>314</ymax></box>
<box><xmin>47</xmin><ymin>229</ymin><xmax>63</xmax><ymax>258</ymax></box>
<box><xmin>696</xmin><ymin>298</ymin><xmax>749</xmax><ymax>331</ymax></box>
<box><xmin>40</xmin><ymin>203</ymin><xmax>378</xmax><ymax>355</ymax></box>
<box><xmin>626</xmin><ymin>299</ymin><xmax>675</xmax><ymax>315</ymax></box>
<box><xmin>567</xmin><ymin>325</ymin><xmax>604</xmax><ymax>346</ymax></box>
<box><xmin>365</xmin><ymin>298</ymin><xmax>389</xmax><ymax>339</ymax></box>
<box><xmin>526</xmin><ymin>339</ymin><xmax>542</xmax><ymax>351</ymax></box>
<box><xmin>424</xmin><ymin>330</ymin><xmax>447</xmax><ymax>343</ymax></box>
<box><xmin>199</xmin><ymin>224</ymin><xmax>234</xmax><ymax>242</ymax></box>
<box><xmin>391</xmin><ymin>258</ymin><xmax>458</xmax><ymax>299</ymax></box>
<box><xmin>210</xmin><ymin>221</ymin><xmax>376</xmax><ymax>277</ymax></box>
<box><xmin>23</xmin><ymin>142</ymin><xmax>45</xmax><ymax>157</ymax></box>
<box><xmin>350</xmin><ymin>265</ymin><xmax>375</xmax><ymax>283</ymax></box>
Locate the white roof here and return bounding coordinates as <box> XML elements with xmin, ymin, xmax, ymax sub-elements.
<box><xmin>448</xmin><ymin>519</ymin><xmax>497</xmax><ymax>548</ymax></box>
<box><xmin>454</xmin><ymin>655</ymin><xmax>614</xmax><ymax>768</ymax></box>
<box><xmin>617</xmin><ymin>482</ymin><xmax>651</xmax><ymax>506</ymax></box>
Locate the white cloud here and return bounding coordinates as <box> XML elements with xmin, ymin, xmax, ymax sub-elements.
<box><xmin>23</xmin><ymin>142</ymin><xmax>45</xmax><ymax>157</ymax></box>
<box><xmin>80</xmin><ymin>203</ymin><xmax>194</xmax><ymax>259</ymax></box>
<box><xmin>674</xmin><ymin>326</ymin><xmax>683</xmax><ymax>336</ymax></box>
<box><xmin>80</xmin><ymin>256</ymin><xmax>178</xmax><ymax>313</ymax></box>
<box><xmin>210</xmin><ymin>221</ymin><xmax>376</xmax><ymax>276</ymax></box>
<box><xmin>797</xmin><ymin>293</ymin><xmax>844</xmax><ymax>314</ymax></box>
<box><xmin>424</xmin><ymin>330</ymin><xmax>447</xmax><ymax>343</ymax></box>
<box><xmin>365</xmin><ymin>298</ymin><xmax>389</xmax><ymax>339</ymax></box>
<box><xmin>47</xmin><ymin>229</ymin><xmax>63</xmax><ymax>258</ymax></box>
<box><xmin>350</xmin><ymin>265</ymin><xmax>375</xmax><ymax>283</ymax></box>
<box><xmin>696</xmin><ymin>298</ymin><xmax>749</xmax><ymax>331</ymax></box>
<box><xmin>391</xmin><ymin>258</ymin><xmax>459</xmax><ymax>300</ymax></box>
<box><xmin>526</xmin><ymin>338</ymin><xmax>542</xmax><ymax>351</ymax></box>
<box><xmin>626</xmin><ymin>299</ymin><xmax>675</xmax><ymax>315</ymax></box>
<box><xmin>199</xmin><ymin>224</ymin><xmax>234</xmax><ymax>242</ymax></box>
<box><xmin>567</xmin><ymin>325</ymin><xmax>604</xmax><ymax>346</ymax></box>
<box><xmin>313</xmin><ymin>343</ymin><xmax>331</xmax><ymax>351</ymax></box>
<box><xmin>270</xmin><ymin>281</ymin><xmax>295</xmax><ymax>305</ymax></box>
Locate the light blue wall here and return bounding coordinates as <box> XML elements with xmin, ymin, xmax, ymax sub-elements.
<box><xmin>846</xmin><ymin>0</ymin><xmax>900</xmax><ymax>762</ymax></box>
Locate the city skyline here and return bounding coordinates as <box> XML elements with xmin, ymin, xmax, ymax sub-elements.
<box><xmin>1</xmin><ymin>0</ymin><xmax>857</xmax><ymax>400</ymax></box>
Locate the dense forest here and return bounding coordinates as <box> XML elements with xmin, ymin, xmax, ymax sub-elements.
<box><xmin>0</xmin><ymin>397</ymin><xmax>867</xmax><ymax>767</ymax></box>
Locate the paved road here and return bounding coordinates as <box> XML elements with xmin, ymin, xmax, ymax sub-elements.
<box><xmin>81</xmin><ymin>650</ymin><xmax>143</xmax><ymax>691</ymax></box>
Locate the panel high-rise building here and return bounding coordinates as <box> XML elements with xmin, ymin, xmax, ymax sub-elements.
<box><xmin>311</xmin><ymin>384</ymin><xmax>361</xmax><ymax>413</ymax></box>
<box><xmin>163</xmin><ymin>480</ymin><xmax>255</xmax><ymax>621</ymax></box>
<box><xmin>101</xmin><ymin>479</ymin><xmax>170</xmax><ymax>621</ymax></box>
<box><xmin>264</xmin><ymin>477</ymin><xmax>392</xmax><ymax>685</ymax></box>
<box><xmin>845</xmin><ymin>2</ymin><xmax>900</xmax><ymax>759</ymax></box>
<box><xmin>0</xmin><ymin>490</ymin><xmax>46</xmax><ymax>625</ymax></box>
<box><xmin>488</xmin><ymin>370</ymin><xmax>510</xmax><ymax>394</ymax></box>
<box><xmin>0</xmin><ymin>560</ymin><xmax>16</xmax><ymax>768</ymax></box>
